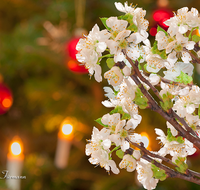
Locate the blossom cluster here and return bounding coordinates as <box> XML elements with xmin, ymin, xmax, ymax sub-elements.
<box><xmin>76</xmin><ymin>2</ymin><xmax>200</xmax><ymax>190</ymax></box>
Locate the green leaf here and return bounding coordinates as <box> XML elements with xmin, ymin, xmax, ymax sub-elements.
<box><xmin>151</xmin><ymin>41</ymin><xmax>167</xmax><ymax>59</ymax></box>
<box><xmin>174</xmin><ymin>157</ymin><xmax>188</xmax><ymax>174</ymax></box>
<box><xmin>192</xmin><ymin>34</ymin><xmax>200</xmax><ymax>43</ymax></box>
<box><xmin>151</xmin><ymin>164</ymin><xmax>167</xmax><ymax>181</ymax></box>
<box><xmin>116</xmin><ymin>149</ymin><xmax>124</xmax><ymax>159</ymax></box>
<box><xmin>133</xmin><ymin>87</ymin><xmax>148</xmax><ymax>109</ymax></box>
<box><xmin>160</xmin><ymin>92</ymin><xmax>174</xmax><ymax>111</ymax></box>
<box><xmin>110</xmin><ymin>106</ymin><xmax>131</xmax><ymax>120</ymax></box>
<box><xmin>106</xmin><ymin>58</ymin><xmax>115</xmax><ymax>69</ymax></box>
<box><xmin>100</xmin><ymin>17</ymin><xmax>111</xmax><ymax>31</ymax></box>
<box><xmin>166</xmin><ymin>128</ymin><xmax>184</xmax><ymax>144</ymax></box>
<box><xmin>119</xmin><ymin>13</ymin><xmax>138</xmax><ymax>32</ymax></box>
<box><xmin>157</xmin><ymin>25</ymin><xmax>168</xmax><ymax>36</ymax></box>
<box><xmin>95</xmin><ymin>118</ymin><xmax>108</xmax><ymax>128</ymax></box>
<box><xmin>175</xmin><ymin>71</ymin><xmax>193</xmax><ymax>85</ymax></box>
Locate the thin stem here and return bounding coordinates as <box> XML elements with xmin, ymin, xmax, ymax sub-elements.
<box><xmin>126</xmin><ymin>137</ymin><xmax>200</xmax><ymax>185</ymax></box>
<box><xmin>122</xmin><ymin>50</ymin><xmax>199</xmax><ymax>142</ymax></box>
<box><xmin>160</xmin><ymin>77</ymin><xmax>192</xmax><ymax>90</ymax></box>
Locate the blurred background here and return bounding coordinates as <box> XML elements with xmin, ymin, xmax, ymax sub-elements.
<box><xmin>0</xmin><ymin>0</ymin><xmax>200</xmax><ymax>190</ymax></box>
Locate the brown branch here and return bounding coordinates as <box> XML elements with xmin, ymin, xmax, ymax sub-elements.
<box><xmin>121</xmin><ymin>50</ymin><xmax>199</xmax><ymax>143</ymax></box>
<box><xmin>142</xmin><ymin>154</ymin><xmax>200</xmax><ymax>185</ymax></box>
<box><xmin>126</xmin><ymin>137</ymin><xmax>176</xmax><ymax>167</ymax></box>
<box><xmin>126</xmin><ymin>137</ymin><xmax>200</xmax><ymax>185</ymax></box>
<box><xmin>160</xmin><ymin>77</ymin><xmax>193</xmax><ymax>90</ymax></box>
<box><xmin>172</xmin><ymin>111</ymin><xmax>198</xmax><ymax>138</ymax></box>
<box><xmin>122</xmin><ymin>49</ymin><xmax>163</xmax><ymax>103</ymax></box>
<box><xmin>130</xmin><ymin>72</ymin><xmax>200</xmax><ymax>147</ymax></box>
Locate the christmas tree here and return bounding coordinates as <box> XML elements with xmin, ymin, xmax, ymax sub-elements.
<box><xmin>1</xmin><ymin>0</ymin><xmax>200</xmax><ymax>190</ymax></box>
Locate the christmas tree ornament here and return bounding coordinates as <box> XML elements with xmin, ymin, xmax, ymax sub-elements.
<box><xmin>0</xmin><ymin>83</ymin><xmax>13</xmax><ymax>115</ymax></box>
<box><xmin>65</xmin><ymin>0</ymin><xmax>88</xmax><ymax>74</ymax></box>
<box><xmin>66</xmin><ymin>59</ymin><xmax>88</xmax><ymax>74</ymax></box>
<box><xmin>150</xmin><ymin>0</ymin><xmax>173</xmax><ymax>36</ymax></box>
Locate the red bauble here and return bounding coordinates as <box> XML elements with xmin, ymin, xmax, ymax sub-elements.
<box><xmin>66</xmin><ymin>59</ymin><xmax>88</xmax><ymax>74</ymax></box>
<box><xmin>150</xmin><ymin>8</ymin><xmax>173</xmax><ymax>36</ymax></box>
<box><xmin>153</xmin><ymin>8</ymin><xmax>173</xmax><ymax>28</ymax></box>
<box><xmin>65</xmin><ymin>37</ymin><xmax>80</xmax><ymax>60</ymax></box>
<box><xmin>0</xmin><ymin>83</ymin><xmax>13</xmax><ymax>115</ymax></box>
<box><xmin>65</xmin><ymin>37</ymin><xmax>88</xmax><ymax>74</ymax></box>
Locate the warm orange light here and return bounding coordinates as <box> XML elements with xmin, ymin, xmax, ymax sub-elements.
<box><xmin>141</xmin><ymin>132</ymin><xmax>150</xmax><ymax>149</ymax></box>
<box><xmin>11</xmin><ymin>142</ymin><xmax>22</xmax><ymax>156</ymax></box>
<box><xmin>58</xmin><ymin>119</ymin><xmax>74</xmax><ymax>140</ymax></box>
<box><xmin>62</xmin><ymin>124</ymin><xmax>73</xmax><ymax>135</ymax></box>
<box><xmin>8</xmin><ymin>138</ymin><xmax>24</xmax><ymax>160</ymax></box>
<box><xmin>2</xmin><ymin>98</ymin><xmax>12</xmax><ymax>108</ymax></box>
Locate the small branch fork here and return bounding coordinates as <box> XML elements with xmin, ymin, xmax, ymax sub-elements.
<box><xmin>121</xmin><ymin>50</ymin><xmax>200</xmax><ymax>146</ymax></box>
<box><xmin>125</xmin><ymin>137</ymin><xmax>200</xmax><ymax>185</ymax></box>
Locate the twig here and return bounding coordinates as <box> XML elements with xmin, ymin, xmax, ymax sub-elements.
<box><xmin>126</xmin><ymin>137</ymin><xmax>200</xmax><ymax>185</ymax></box>
<box><xmin>122</xmin><ymin>50</ymin><xmax>199</xmax><ymax>142</ymax></box>
<box><xmin>126</xmin><ymin>137</ymin><xmax>177</xmax><ymax>167</ymax></box>
<box><xmin>160</xmin><ymin>77</ymin><xmax>193</xmax><ymax>90</ymax></box>
<box><xmin>130</xmin><ymin>72</ymin><xmax>200</xmax><ymax>148</ymax></box>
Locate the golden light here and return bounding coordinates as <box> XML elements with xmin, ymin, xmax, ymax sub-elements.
<box><xmin>140</xmin><ymin>132</ymin><xmax>150</xmax><ymax>149</ymax></box>
<box><xmin>2</xmin><ymin>98</ymin><xmax>12</xmax><ymax>108</ymax></box>
<box><xmin>58</xmin><ymin>119</ymin><xmax>74</xmax><ymax>141</ymax></box>
<box><xmin>62</xmin><ymin>124</ymin><xmax>73</xmax><ymax>135</ymax></box>
<box><xmin>10</xmin><ymin>142</ymin><xmax>22</xmax><ymax>156</ymax></box>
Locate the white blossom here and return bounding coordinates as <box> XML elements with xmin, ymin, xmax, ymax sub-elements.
<box><xmin>76</xmin><ymin>24</ymin><xmax>111</xmax><ymax>82</ymax></box>
<box><xmin>104</xmin><ymin>66</ymin><xmax>123</xmax><ymax>86</ymax></box>
<box><xmin>136</xmin><ymin>159</ymin><xmax>159</xmax><ymax>190</ymax></box>
<box><xmin>119</xmin><ymin>154</ymin><xmax>137</xmax><ymax>172</ymax></box>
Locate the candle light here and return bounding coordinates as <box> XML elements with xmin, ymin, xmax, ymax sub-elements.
<box><xmin>140</xmin><ymin>132</ymin><xmax>150</xmax><ymax>150</ymax></box>
<box><xmin>54</xmin><ymin>119</ymin><xmax>73</xmax><ymax>169</ymax></box>
<box><xmin>6</xmin><ymin>138</ymin><xmax>24</xmax><ymax>190</ymax></box>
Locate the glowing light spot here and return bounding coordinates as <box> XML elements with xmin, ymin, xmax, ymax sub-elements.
<box><xmin>2</xmin><ymin>98</ymin><xmax>12</xmax><ymax>108</ymax></box>
<box><xmin>62</xmin><ymin>124</ymin><xmax>73</xmax><ymax>135</ymax></box>
<box><xmin>140</xmin><ymin>132</ymin><xmax>150</xmax><ymax>149</ymax></box>
<box><xmin>11</xmin><ymin>142</ymin><xmax>22</xmax><ymax>156</ymax></box>
<box><xmin>150</xmin><ymin>27</ymin><xmax>157</xmax><ymax>36</ymax></box>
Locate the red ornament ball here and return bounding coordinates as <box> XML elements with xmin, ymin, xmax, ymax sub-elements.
<box><xmin>66</xmin><ymin>59</ymin><xmax>88</xmax><ymax>74</ymax></box>
<box><xmin>153</xmin><ymin>8</ymin><xmax>173</xmax><ymax>28</ymax></box>
<box><xmin>0</xmin><ymin>83</ymin><xmax>13</xmax><ymax>115</ymax></box>
<box><xmin>65</xmin><ymin>37</ymin><xmax>80</xmax><ymax>60</ymax></box>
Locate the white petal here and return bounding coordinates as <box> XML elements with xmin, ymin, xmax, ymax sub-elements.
<box><xmin>133</xmin><ymin>150</ymin><xmax>141</xmax><ymax>159</ymax></box>
<box><xmin>114</xmin><ymin>51</ymin><xmax>125</xmax><ymax>62</ymax></box>
<box><xmin>94</xmin><ymin>64</ymin><xmax>102</xmax><ymax>82</ymax></box>
<box><xmin>181</xmin><ymin>51</ymin><xmax>192</xmax><ymax>63</ymax></box>
<box><xmin>167</xmin><ymin>51</ymin><xmax>177</xmax><ymax>68</ymax></box>
<box><xmin>149</xmin><ymin>74</ymin><xmax>160</xmax><ymax>85</ymax></box>
<box><xmin>114</xmin><ymin>2</ymin><xmax>126</xmax><ymax>13</ymax></box>
<box><xmin>185</xmin><ymin>41</ymin><xmax>195</xmax><ymax>50</ymax></box>
<box><xmin>109</xmin><ymin>160</ymin><xmax>120</xmax><ymax>174</ymax></box>
<box><xmin>96</xmin><ymin>42</ymin><xmax>107</xmax><ymax>52</ymax></box>
<box><xmin>186</xmin><ymin>104</ymin><xmax>195</xmax><ymax>114</ymax></box>
<box><xmin>155</xmin><ymin>128</ymin><xmax>165</xmax><ymax>137</ymax></box>
<box><xmin>101</xmin><ymin>113</ymin><xmax>110</xmax><ymax>125</ymax></box>
<box><xmin>123</xmin><ymin>66</ymin><xmax>131</xmax><ymax>76</ymax></box>
<box><xmin>129</xmin><ymin>133</ymin><xmax>142</xmax><ymax>143</ymax></box>
<box><xmin>121</xmin><ymin>141</ymin><xmax>130</xmax><ymax>152</ymax></box>
<box><xmin>102</xmin><ymin>100</ymin><xmax>114</xmax><ymax>108</ymax></box>
<box><xmin>179</xmin><ymin>24</ymin><xmax>188</xmax><ymax>34</ymax></box>
<box><xmin>102</xmin><ymin>139</ymin><xmax>111</xmax><ymax>149</ymax></box>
